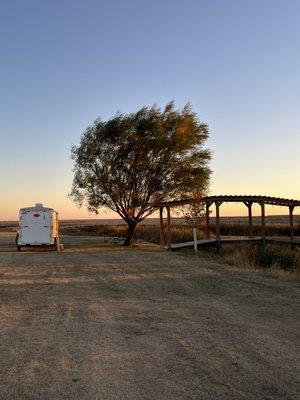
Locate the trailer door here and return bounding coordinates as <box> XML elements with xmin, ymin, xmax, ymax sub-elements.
<box><xmin>21</xmin><ymin>210</ymin><xmax>52</xmax><ymax>244</ymax></box>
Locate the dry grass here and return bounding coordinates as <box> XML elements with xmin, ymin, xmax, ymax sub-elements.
<box><xmin>60</xmin><ymin>225</ymin><xmax>300</xmax><ymax>281</ymax></box>
<box><xmin>203</xmin><ymin>243</ymin><xmax>300</xmax><ymax>281</ymax></box>
<box><xmin>0</xmin><ymin>233</ymin><xmax>299</xmax><ymax>399</ymax></box>
<box><xmin>59</xmin><ymin>222</ymin><xmax>300</xmax><ymax>244</ymax></box>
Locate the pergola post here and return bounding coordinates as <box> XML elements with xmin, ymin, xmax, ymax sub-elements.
<box><xmin>159</xmin><ymin>206</ymin><xmax>164</xmax><ymax>249</ymax></box>
<box><xmin>260</xmin><ymin>202</ymin><xmax>266</xmax><ymax>240</ymax></box>
<box><xmin>155</xmin><ymin>196</ymin><xmax>299</xmax><ymax>251</ymax></box>
<box><xmin>166</xmin><ymin>205</ymin><xmax>171</xmax><ymax>250</ymax></box>
<box><xmin>289</xmin><ymin>205</ymin><xmax>295</xmax><ymax>243</ymax></box>
<box><xmin>215</xmin><ymin>201</ymin><xmax>221</xmax><ymax>245</ymax></box>
<box><xmin>205</xmin><ymin>202</ymin><xmax>210</xmax><ymax>239</ymax></box>
<box><xmin>247</xmin><ymin>201</ymin><xmax>253</xmax><ymax>238</ymax></box>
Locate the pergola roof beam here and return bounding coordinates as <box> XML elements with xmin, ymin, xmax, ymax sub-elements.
<box><xmin>157</xmin><ymin>195</ymin><xmax>300</xmax><ymax>208</ymax></box>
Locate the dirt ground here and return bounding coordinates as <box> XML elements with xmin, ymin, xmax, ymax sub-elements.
<box><xmin>0</xmin><ymin>232</ymin><xmax>299</xmax><ymax>400</ymax></box>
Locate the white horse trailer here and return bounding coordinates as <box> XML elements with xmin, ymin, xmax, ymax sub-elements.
<box><xmin>16</xmin><ymin>203</ymin><xmax>61</xmax><ymax>251</ymax></box>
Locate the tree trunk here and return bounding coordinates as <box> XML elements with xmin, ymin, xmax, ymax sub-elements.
<box><xmin>123</xmin><ymin>221</ymin><xmax>137</xmax><ymax>246</ymax></box>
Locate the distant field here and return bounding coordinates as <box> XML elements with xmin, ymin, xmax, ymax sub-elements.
<box><xmin>62</xmin><ymin>215</ymin><xmax>300</xmax><ymax>225</ymax></box>
<box><xmin>1</xmin><ymin>216</ymin><xmax>299</xmax><ymax>247</ymax></box>
<box><xmin>1</xmin><ymin>214</ymin><xmax>300</xmax><ymax>229</ymax></box>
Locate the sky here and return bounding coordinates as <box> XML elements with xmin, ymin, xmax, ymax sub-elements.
<box><xmin>0</xmin><ymin>0</ymin><xmax>299</xmax><ymax>220</ymax></box>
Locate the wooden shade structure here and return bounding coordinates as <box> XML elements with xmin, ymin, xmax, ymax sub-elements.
<box><xmin>157</xmin><ymin>195</ymin><xmax>300</xmax><ymax>250</ymax></box>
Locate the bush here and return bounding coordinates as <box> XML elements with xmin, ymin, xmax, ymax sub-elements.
<box><xmin>221</xmin><ymin>243</ymin><xmax>300</xmax><ymax>272</ymax></box>
<box><xmin>252</xmin><ymin>245</ymin><xmax>299</xmax><ymax>271</ymax></box>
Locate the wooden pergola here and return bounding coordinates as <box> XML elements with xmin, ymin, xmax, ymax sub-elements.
<box><xmin>157</xmin><ymin>195</ymin><xmax>300</xmax><ymax>250</ymax></box>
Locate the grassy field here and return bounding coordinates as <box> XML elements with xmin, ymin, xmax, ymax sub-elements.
<box><xmin>2</xmin><ymin>214</ymin><xmax>300</xmax><ymax>228</ymax></box>
<box><xmin>60</xmin><ymin>222</ymin><xmax>300</xmax><ymax>244</ymax></box>
<box><xmin>0</xmin><ymin>232</ymin><xmax>299</xmax><ymax>399</ymax></box>
<box><xmin>1</xmin><ymin>216</ymin><xmax>299</xmax><ymax>246</ymax></box>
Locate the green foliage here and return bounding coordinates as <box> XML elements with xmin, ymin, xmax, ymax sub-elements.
<box><xmin>70</xmin><ymin>102</ymin><xmax>211</xmax><ymax>244</ymax></box>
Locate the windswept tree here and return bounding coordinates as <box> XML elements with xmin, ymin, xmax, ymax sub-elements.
<box><xmin>70</xmin><ymin>102</ymin><xmax>212</xmax><ymax>245</ymax></box>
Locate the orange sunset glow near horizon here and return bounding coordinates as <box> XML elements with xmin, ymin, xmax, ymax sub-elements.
<box><xmin>0</xmin><ymin>173</ymin><xmax>299</xmax><ymax>221</ymax></box>
<box><xmin>1</xmin><ymin>131</ymin><xmax>299</xmax><ymax>221</ymax></box>
<box><xmin>1</xmin><ymin>119</ymin><xmax>299</xmax><ymax>221</ymax></box>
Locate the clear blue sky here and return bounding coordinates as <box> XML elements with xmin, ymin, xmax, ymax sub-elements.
<box><xmin>0</xmin><ymin>0</ymin><xmax>299</xmax><ymax>219</ymax></box>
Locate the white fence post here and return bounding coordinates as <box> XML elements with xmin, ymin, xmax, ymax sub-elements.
<box><xmin>193</xmin><ymin>227</ymin><xmax>197</xmax><ymax>252</ymax></box>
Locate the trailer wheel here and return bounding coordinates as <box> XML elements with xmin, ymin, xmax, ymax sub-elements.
<box><xmin>17</xmin><ymin>245</ymin><xmax>21</xmax><ymax>252</ymax></box>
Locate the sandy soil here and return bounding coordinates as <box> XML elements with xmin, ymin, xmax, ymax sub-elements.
<box><xmin>0</xmin><ymin>233</ymin><xmax>299</xmax><ymax>399</ymax></box>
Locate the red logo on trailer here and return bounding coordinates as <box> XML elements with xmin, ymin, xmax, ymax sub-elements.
<box><xmin>33</xmin><ymin>214</ymin><xmax>40</xmax><ymax>217</ymax></box>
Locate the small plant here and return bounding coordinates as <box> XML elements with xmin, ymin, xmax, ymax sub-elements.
<box><xmin>180</xmin><ymin>191</ymin><xmax>206</xmax><ymax>229</ymax></box>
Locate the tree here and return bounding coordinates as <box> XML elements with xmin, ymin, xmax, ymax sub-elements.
<box><xmin>181</xmin><ymin>190</ymin><xmax>207</xmax><ymax>228</ymax></box>
<box><xmin>70</xmin><ymin>102</ymin><xmax>212</xmax><ymax>246</ymax></box>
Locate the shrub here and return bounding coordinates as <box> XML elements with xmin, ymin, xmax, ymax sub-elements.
<box><xmin>221</xmin><ymin>243</ymin><xmax>300</xmax><ymax>272</ymax></box>
<box><xmin>252</xmin><ymin>245</ymin><xmax>299</xmax><ymax>271</ymax></box>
